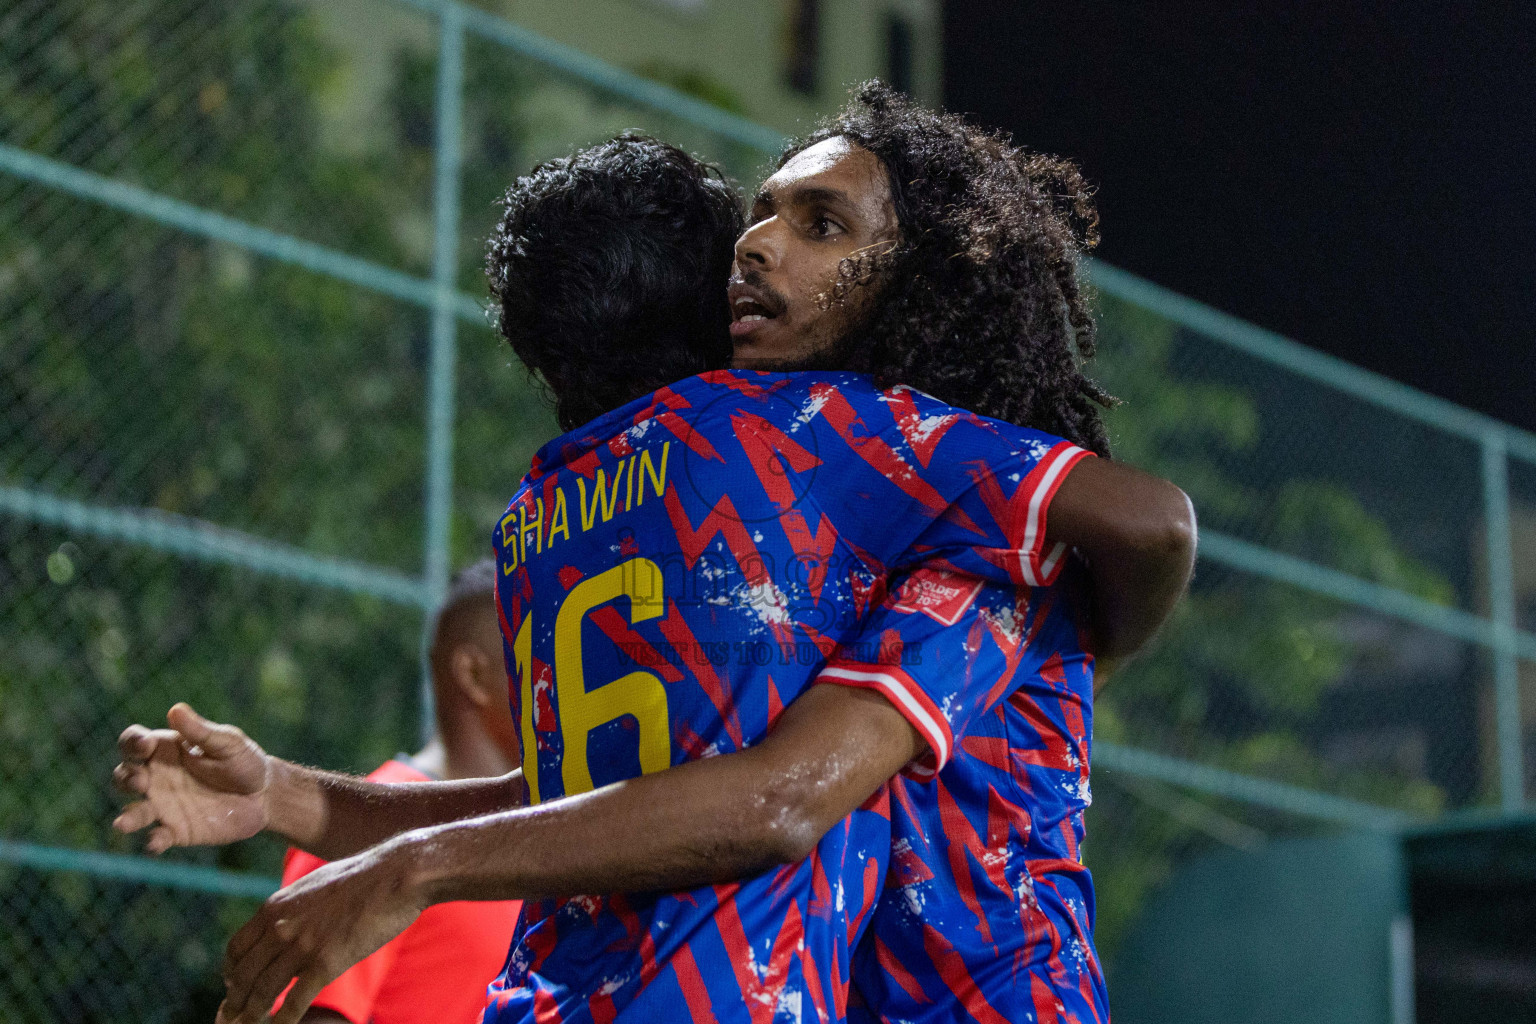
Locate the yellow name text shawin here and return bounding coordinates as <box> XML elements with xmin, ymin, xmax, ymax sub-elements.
<box><xmin>500</xmin><ymin>440</ymin><xmax>671</xmax><ymax>573</ymax></box>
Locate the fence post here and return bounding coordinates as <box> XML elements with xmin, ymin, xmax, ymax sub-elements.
<box><xmin>421</xmin><ymin>2</ymin><xmax>467</xmax><ymax>744</ymax></box>
<box><xmin>1483</xmin><ymin>430</ymin><xmax>1523</xmax><ymax>810</ymax></box>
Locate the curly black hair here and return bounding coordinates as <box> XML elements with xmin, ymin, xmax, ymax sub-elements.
<box><xmin>485</xmin><ymin>134</ymin><xmax>742</xmax><ymax>431</ymax></box>
<box><xmin>783</xmin><ymin>82</ymin><xmax>1116</xmax><ymax>456</ymax></box>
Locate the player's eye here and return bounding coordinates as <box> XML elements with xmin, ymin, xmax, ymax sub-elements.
<box><xmin>810</xmin><ymin>214</ymin><xmax>843</xmax><ymax>238</ymax></box>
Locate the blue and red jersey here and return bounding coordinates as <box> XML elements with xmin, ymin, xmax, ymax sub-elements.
<box><xmin>488</xmin><ymin>369</ymin><xmax>1089</xmax><ymax>1024</ymax></box>
<box><xmin>838</xmin><ymin>564</ymin><xmax>1107</xmax><ymax>1024</ymax></box>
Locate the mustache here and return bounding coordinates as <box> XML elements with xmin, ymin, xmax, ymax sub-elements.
<box><xmin>729</xmin><ymin>269</ymin><xmax>789</xmax><ymax>317</ymax></box>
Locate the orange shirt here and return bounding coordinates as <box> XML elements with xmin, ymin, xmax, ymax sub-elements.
<box><xmin>277</xmin><ymin>759</ymin><xmax>521</xmax><ymax>1024</ymax></box>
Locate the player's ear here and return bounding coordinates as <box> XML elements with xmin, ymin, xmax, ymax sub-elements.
<box><xmin>450</xmin><ymin>644</ymin><xmax>495</xmax><ymax>708</ymax></box>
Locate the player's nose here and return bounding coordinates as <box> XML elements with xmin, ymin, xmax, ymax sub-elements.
<box><xmin>733</xmin><ymin>217</ymin><xmax>781</xmax><ymax>273</ymax></box>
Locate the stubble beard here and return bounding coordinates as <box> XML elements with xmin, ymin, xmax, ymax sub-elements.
<box><xmin>731</xmin><ymin>284</ymin><xmax>881</xmax><ymax>374</ymax></box>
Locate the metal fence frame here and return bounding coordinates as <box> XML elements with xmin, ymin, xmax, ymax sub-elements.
<box><xmin>4</xmin><ymin>0</ymin><xmax>1534</xmax><ymax>900</ymax></box>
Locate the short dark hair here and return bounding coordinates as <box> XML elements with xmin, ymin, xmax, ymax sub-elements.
<box><xmin>431</xmin><ymin>558</ymin><xmax>497</xmax><ymax>653</ymax></box>
<box><xmin>783</xmin><ymin>82</ymin><xmax>1116</xmax><ymax>456</ymax></box>
<box><xmin>485</xmin><ymin>134</ymin><xmax>744</xmax><ymax>431</ymax></box>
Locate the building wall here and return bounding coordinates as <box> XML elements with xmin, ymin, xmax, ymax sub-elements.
<box><xmin>483</xmin><ymin>0</ymin><xmax>942</xmax><ymax>134</ymax></box>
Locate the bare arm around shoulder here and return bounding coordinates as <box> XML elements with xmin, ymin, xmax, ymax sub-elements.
<box><xmin>1044</xmin><ymin>456</ymin><xmax>1197</xmax><ymax>666</ymax></box>
<box><xmin>414</xmin><ymin>683</ymin><xmax>916</xmax><ymax>899</ymax></box>
<box><xmin>1044</xmin><ymin>457</ymin><xmax>1198</xmax><ymax>672</ymax></box>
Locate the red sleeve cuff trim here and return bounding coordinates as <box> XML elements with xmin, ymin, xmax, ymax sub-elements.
<box><xmin>1017</xmin><ymin>443</ymin><xmax>1094</xmax><ymax>587</ymax></box>
<box><xmin>817</xmin><ymin>664</ymin><xmax>954</xmax><ymax>771</ymax></box>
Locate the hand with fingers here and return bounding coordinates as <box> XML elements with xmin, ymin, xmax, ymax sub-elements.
<box><xmin>216</xmin><ymin>840</ymin><xmax>427</xmax><ymax>1024</ymax></box>
<box><xmin>113</xmin><ymin>702</ymin><xmax>271</xmax><ymax>853</ymax></box>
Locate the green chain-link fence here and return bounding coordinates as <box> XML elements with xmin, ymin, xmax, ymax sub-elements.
<box><xmin>3</xmin><ymin>0</ymin><xmax>1534</xmax><ymax>1020</ymax></box>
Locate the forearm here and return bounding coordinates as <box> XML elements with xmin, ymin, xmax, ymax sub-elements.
<box><xmin>1046</xmin><ymin>458</ymin><xmax>1197</xmax><ymax>662</ymax></box>
<box><xmin>266</xmin><ymin>760</ymin><xmax>524</xmax><ymax>861</ymax></box>
<box><xmin>391</xmin><ymin>686</ymin><xmax>917</xmax><ymax>904</ymax></box>
<box><xmin>1079</xmin><ymin>517</ymin><xmax>1194</xmax><ymax>661</ymax></box>
<box><xmin>399</xmin><ymin>758</ymin><xmax>784</xmax><ymax>903</ymax></box>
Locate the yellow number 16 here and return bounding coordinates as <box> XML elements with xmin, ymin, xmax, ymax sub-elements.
<box><xmin>513</xmin><ymin>558</ymin><xmax>671</xmax><ymax>803</ymax></box>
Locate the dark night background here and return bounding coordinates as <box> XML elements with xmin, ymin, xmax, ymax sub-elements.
<box><xmin>943</xmin><ymin>2</ymin><xmax>1535</xmax><ymax>432</ymax></box>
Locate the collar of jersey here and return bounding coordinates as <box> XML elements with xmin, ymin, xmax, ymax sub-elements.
<box><xmin>528</xmin><ymin>369</ymin><xmax>873</xmax><ymax>478</ymax></box>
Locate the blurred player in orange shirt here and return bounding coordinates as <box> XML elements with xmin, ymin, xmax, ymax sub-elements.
<box><xmin>278</xmin><ymin>559</ymin><xmax>521</xmax><ymax>1024</ymax></box>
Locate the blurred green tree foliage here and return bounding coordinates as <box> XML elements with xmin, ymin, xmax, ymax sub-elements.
<box><xmin>0</xmin><ymin>2</ymin><xmax>549</xmax><ymax>1019</ymax></box>
<box><xmin>1085</xmin><ymin>295</ymin><xmax>1454</xmax><ymax>962</ymax></box>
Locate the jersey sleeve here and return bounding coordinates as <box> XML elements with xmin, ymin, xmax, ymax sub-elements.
<box><xmin>803</xmin><ymin>381</ymin><xmax>1093</xmax><ymax>589</ymax></box>
<box><xmin>905</xmin><ymin>431</ymin><xmax>1094</xmax><ymax>589</ymax></box>
<box><xmin>816</xmin><ymin>567</ymin><xmax>1035</xmax><ymax>776</ymax></box>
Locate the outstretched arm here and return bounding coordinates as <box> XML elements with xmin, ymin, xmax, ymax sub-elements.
<box><xmin>214</xmin><ymin>684</ymin><xmax>920</xmax><ymax>1024</ymax></box>
<box><xmin>113</xmin><ymin>704</ymin><xmax>521</xmax><ymax>861</ymax></box>
<box><xmin>1044</xmin><ymin>456</ymin><xmax>1196</xmax><ymax>670</ymax></box>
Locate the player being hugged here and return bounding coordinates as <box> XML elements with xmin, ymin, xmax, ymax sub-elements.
<box><xmin>114</xmin><ymin>86</ymin><xmax>1194</xmax><ymax>1024</ymax></box>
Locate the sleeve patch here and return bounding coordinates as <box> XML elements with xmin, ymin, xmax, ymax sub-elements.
<box><xmin>889</xmin><ymin>568</ymin><xmax>985</xmax><ymax>627</ymax></box>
